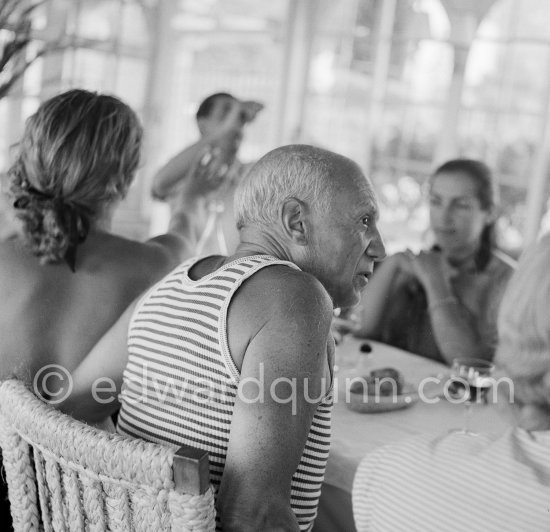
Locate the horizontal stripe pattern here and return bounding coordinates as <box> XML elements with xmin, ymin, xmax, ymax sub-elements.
<box><xmin>117</xmin><ymin>255</ymin><xmax>333</xmax><ymax>531</ymax></box>
<box><xmin>353</xmin><ymin>428</ymin><xmax>550</xmax><ymax>532</ymax></box>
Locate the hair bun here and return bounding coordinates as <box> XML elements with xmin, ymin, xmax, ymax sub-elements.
<box><xmin>10</xmin><ymin>179</ymin><xmax>89</xmax><ymax>268</ymax></box>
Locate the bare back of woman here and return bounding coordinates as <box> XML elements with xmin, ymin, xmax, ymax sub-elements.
<box><xmin>0</xmin><ymin>89</ymin><xmax>218</xmax><ymax>382</ymax></box>
<box><xmin>0</xmin><ymin>88</ymin><xmax>235</xmax><ymax>529</ymax></box>
<box><xmin>0</xmin><ymin>231</ymin><xmax>177</xmax><ymax>381</ymax></box>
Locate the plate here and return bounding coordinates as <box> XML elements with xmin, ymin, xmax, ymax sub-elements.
<box><xmin>346</xmin><ymin>383</ymin><xmax>419</xmax><ymax>414</ymax></box>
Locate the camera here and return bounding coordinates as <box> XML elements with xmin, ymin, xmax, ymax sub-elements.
<box><xmin>239</xmin><ymin>101</ymin><xmax>264</xmax><ymax>124</ymax></box>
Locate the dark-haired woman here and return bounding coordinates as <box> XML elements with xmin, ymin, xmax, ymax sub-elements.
<box><xmin>354</xmin><ymin>159</ymin><xmax>516</xmax><ymax>364</ymax></box>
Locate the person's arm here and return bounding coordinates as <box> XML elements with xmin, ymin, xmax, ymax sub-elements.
<box><xmin>354</xmin><ymin>253</ymin><xmax>406</xmax><ymax>339</ymax></box>
<box><xmin>56</xmin><ymin>300</ymin><xmax>137</xmax><ymax>423</ymax></box>
<box><xmin>147</xmin><ymin>146</ymin><xmax>232</xmax><ymax>261</ymax></box>
<box><xmin>217</xmin><ymin>273</ymin><xmax>333</xmax><ymax>531</ymax></box>
<box><xmin>151</xmin><ymin>101</ymin><xmax>245</xmax><ymax>201</ymax></box>
<box><xmin>406</xmin><ymin>250</ymin><xmax>492</xmax><ymax>363</ymax></box>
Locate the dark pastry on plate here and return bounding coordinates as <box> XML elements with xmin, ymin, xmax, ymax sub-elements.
<box><xmin>350</xmin><ymin>367</ymin><xmax>404</xmax><ymax>396</ymax></box>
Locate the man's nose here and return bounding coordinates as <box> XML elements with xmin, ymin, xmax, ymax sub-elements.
<box><xmin>368</xmin><ymin>228</ymin><xmax>386</xmax><ymax>261</ymax></box>
<box><xmin>440</xmin><ymin>205</ymin><xmax>453</xmax><ymax>224</ymax></box>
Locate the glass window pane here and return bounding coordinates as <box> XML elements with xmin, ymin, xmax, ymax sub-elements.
<box><xmin>75</xmin><ymin>0</ymin><xmax>123</xmax><ymax>42</ymax></box>
<box><xmin>115</xmin><ymin>57</ymin><xmax>148</xmax><ymax>109</ymax></box>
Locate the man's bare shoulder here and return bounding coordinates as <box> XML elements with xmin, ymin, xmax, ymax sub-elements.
<box><xmin>229</xmin><ymin>263</ymin><xmax>333</xmax><ymax>343</ymax></box>
<box><xmin>226</xmin><ymin>263</ymin><xmax>334</xmax><ymax>372</ymax></box>
<box><xmin>244</xmin><ymin>263</ymin><xmax>333</xmax><ymax>318</ymax></box>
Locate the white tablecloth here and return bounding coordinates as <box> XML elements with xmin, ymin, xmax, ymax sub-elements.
<box><xmin>313</xmin><ymin>339</ymin><xmax>511</xmax><ymax>532</ymax></box>
<box><xmin>325</xmin><ymin>338</ymin><xmax>509</xmax><ymax>493</ymax></box>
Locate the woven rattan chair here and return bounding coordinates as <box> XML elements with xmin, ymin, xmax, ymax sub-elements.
<box><xmin>0</xmin><ymin>379</ymin><xmax>216</xmax><ymax>531</ymax></box>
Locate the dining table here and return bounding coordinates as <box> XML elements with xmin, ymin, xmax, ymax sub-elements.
<box><xmin>312</xmin><ymin>338</ymin><xmax>511</xmax><ymax>532</ymax></box>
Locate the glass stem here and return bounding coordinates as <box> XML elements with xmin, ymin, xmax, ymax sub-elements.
<box><xmin>463</xmin><ymin>401</ymin><xmax>473</xmax><ymax>433</ymax></box>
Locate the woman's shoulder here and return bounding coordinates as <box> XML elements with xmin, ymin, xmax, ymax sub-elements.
<box><xmin>95</xmin><ymin>232</ymin><xmax>178</xmax><ymax>279</ymax></box>
<box><xmin>0</xmin><ymin>236</ymin><xmax>40</xmax><ymax>275</ymax></box>
<box><xmin>0</xmin><ymin>231</ymin><xmax>175</xmax><ymax>283</ymax></box>
<box><xmin>480</xmin><ymin>250</ymin><xmax>517</xmax><ymax>309</ymax></box>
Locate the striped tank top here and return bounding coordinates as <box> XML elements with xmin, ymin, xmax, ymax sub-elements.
<box><xmin>117</xmin><ymin>255</ymin><xmax>333</xmax><ymax>531</ymax></box>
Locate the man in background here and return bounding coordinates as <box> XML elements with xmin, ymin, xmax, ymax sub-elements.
<box><xmin>152</xmin><ymin>92</ymin><xmax>263</xmax><ymax>255</ymax></box>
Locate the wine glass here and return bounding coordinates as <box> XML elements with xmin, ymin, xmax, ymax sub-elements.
<box><xmin>332</xmin><ymin>307</ymin><xmax>362</xmax><ymax>372</ymax></box>
<box><xmin>449</xmin><ymin>357</ymin><xmax>495</xmax><ymax>435</ymax></box>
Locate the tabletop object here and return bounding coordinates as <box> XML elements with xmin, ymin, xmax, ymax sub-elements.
<box><xmin>313</xmin><ymin>339</ymin><xmax>510</xmax><ymax>532</ymax></box>
<box><xmin>326</xmin><ymin>338</ymin><xmax>510</xmax><ymax>493</ymax></box>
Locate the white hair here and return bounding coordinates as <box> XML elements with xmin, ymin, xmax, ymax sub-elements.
<box><xmin>497</xmin><ymin>234</ymin><xmax>550</xmax><ymax>411</ymax></box>
<box><xmin>235</xmin><ymin>144</ymin><xmax>362</xmax><ymax>230</ymax></box>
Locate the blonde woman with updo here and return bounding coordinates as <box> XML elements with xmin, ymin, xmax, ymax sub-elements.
<box><xmin>0</xmin><ymin>89</ymin><xmax>226</xmax><ymax>527</ymax></box>
<box><xmin>0</xmin><ymin>89</ymin><xmax>226</xmax><ymax>383</ymax></box>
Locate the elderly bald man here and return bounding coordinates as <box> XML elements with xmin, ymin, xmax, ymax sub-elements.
<box><xmin>59</xmin><ymin>144</ymin><xmax>385</xmax><ymax>532</ymax></box>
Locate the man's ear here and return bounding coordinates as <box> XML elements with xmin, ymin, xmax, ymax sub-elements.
<box><xmin>281</xmin><ymin>197</ymin><xmax>308</xmax><ymax>245</ymax></box>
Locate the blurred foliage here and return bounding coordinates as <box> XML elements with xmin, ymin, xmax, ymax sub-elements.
<box><xmin>0</xmin><ymin>0</ymin><xmax>63</xmax><ymax>99</ymax></box>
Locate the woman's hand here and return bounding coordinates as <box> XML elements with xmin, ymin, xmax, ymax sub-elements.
<box><xmin>401</xmin><ymin>250</ymin><xmax>457</xmax><ymax>297</ymax></box>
